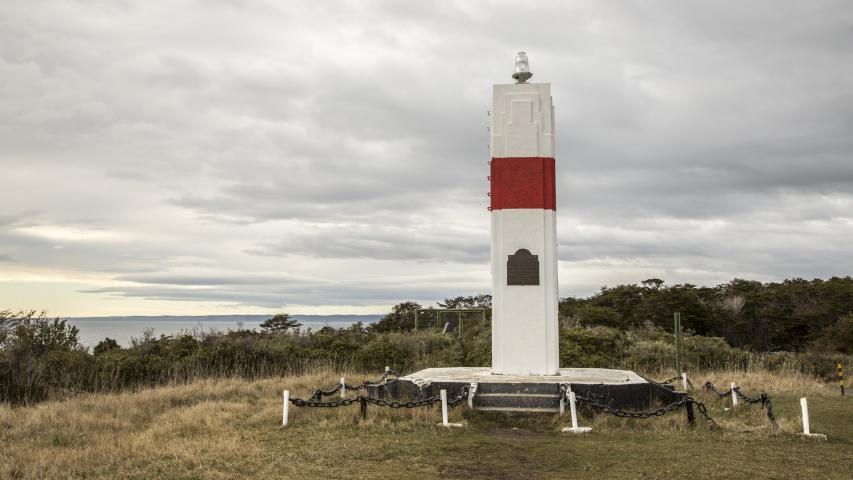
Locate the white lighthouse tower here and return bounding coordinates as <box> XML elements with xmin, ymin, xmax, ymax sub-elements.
<box><xmin>489</xmin><ymin>52</ymin><xmax>560</xmax><ymax>375</ymax></box>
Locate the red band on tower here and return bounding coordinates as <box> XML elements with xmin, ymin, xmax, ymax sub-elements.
<box><xmin>490</xmin><ymin>157</ymin><xmax>556</xmax><ymax>210</ymax></box>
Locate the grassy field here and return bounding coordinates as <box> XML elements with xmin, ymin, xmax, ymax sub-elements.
<box><xmin>1</xmin><ymin>369</ymin><xmax>850</xmax><ymax>479</ymax></box>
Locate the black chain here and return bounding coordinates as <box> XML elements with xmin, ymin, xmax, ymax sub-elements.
<box><xmin>307</xmin><ymin>370</ymin><xmax>401</xmax><ymax>401</ymax></box>
<box><xmin>704</xmin><ymin>381</ymin><xmax>777</xmax><ymax>430</ymax></box>
<box><xmin>574</xmin><ymin>394</ymin><xmax>685</xmax><ymax>419</ymax></box>
<box><xmin>733</xmin><ymin>387</ymin><xmax>762</xmax><ymax>404</ymax></box>
<box><xmin>292</xmin><ymin>384</ymin><xmax>469</xmax><ymax>410</ymax></box>
<box><xmin>704</xmin><ymin>381</ymin><xmax>733</xmax><ymax>397</ymax></box>
<box><xmin>692</xmin><ymin>399</ymin><xmax>717</xmax><ymax>426</ymax></box>
<box><xmin>571</xmin><ymin>391</ymin><xmax>715</xmax><ymax>425</ymax></box>
<box><xmin>658</xmin><ymin>376</ymin><xmax>681</xmax><ymax>385</ymax></box>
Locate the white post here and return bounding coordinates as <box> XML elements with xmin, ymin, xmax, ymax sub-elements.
<box><xmin>731</xmin><ymin>382</ymin><xmax>738</xmax><ymax>407</ymax></box>
<box><xmin>682</xmin><ymin>372</ymin><xmax>689</xmax><ymax>391</ymax></box>
<box><xmin>282</xmin><ymin>390</ymin><xmax>289</xmax><ymax>427</ymax></box>
<box><xmin>559</xmin><ymin>386</ymin><xmax>565</xmax><ymax>416</ymax></box>
<box><xmin>561</xmin><ymin>391</ymin><xmax>592</xmax><ymax>433</ymax></box>
<box><xmin>340</xmin><ymin>377</ymin><xmax>346</xmax><ymax>399</ymax></box>
<box><xmin>569</xmin><ymin>391</ymin><xmax>579</xmax><ymax>428</ymax></box>
<box><xmin>384</xmin><ymin>366</ymin><xmax>390</xmax><ymax>375</ymax></box>
<box><xmin>801</xmin><ymin>397</ymin><xmax>810</xmax><ymax>435</ymax></box>
<box><xmin>468</xmin><ymin>383</ymin><xmax>478</xmax><ymax>410</ymax></box>
<box><xmin>440</xmin><ymin>389</ymin><xmax>449</xmax><ymax>426</ymax></box>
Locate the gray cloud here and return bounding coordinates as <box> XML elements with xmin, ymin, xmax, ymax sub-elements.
<box><xmin>1</xmin><ymin>0</ymin><xmax>852</xmax><ymax>313</ymax></box>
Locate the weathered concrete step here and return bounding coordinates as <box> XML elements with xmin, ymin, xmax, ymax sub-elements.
<box><xmin>473</xmin><ymin>393</ymin><xmax>562</xmax><ymax>410</ymax></box>
<box><xmin>474</xmin><ymin>406</ymin><xmax>561</xmax><ymax>413</ymax></box>
<box><xmin>476</xmin><ymin>383</ymin><xmax>562</xmax><ymax>395</ymax></box>
<box><xmin>476</xmin><ymin>393</ymin><xmax>558</xmax><ymax>398</ymax></box>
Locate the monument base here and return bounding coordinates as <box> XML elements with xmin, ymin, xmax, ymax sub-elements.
<box><xmin>367</xmin><ymin>367</ymin><xmax>683</xmax><ymax>412</ymax></box>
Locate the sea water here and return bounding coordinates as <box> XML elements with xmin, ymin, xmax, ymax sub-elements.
<box><xmin>66</xmin><ymin>315</ymin><xmax>381</xmax><ymax>348</ymax></box>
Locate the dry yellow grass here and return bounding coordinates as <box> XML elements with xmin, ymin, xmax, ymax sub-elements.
<box><xmin>0</xmin><ymin>369</ymin><xmax>463</xmax><ymax>479</ymax></box>
<box><xmin>1</xmin><ymin>368</ymin><xmax>850</xmax><ymax>479</ymax></box>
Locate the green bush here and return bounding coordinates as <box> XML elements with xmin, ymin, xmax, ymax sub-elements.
<box><xmin>560</xmin><ymin>326</ymin><xmax>628</xmax><ymax>368</ymax></box>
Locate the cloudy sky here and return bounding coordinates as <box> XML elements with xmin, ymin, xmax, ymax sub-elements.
<box><xmin>1</xmin><ymin>1</ymin><xmax>852</xmax><ymax>317</ymax></box>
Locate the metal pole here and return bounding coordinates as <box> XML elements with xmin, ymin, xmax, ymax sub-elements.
<box><xmin>686</xmin><ymin>399</ymin><xmax>695</xmax><ymax>426</ymax></box>
<box><xmin>731</xmin><ymin>382</ymin><xmax>738</xmax><ymax>407</ymax></box>
<box><xmin>440</xmin><ymin>389</ymin><xmax>449</xmax><ymax>426</ymax></box>
<box><xmin>569</xmin><ymin>391</ymin><xmax>579</xmax><ymax>429</ymax></box>
<box><xmin>839</xmin><ymin>363</ymin><xmax>845</xmax><ymax>396</ymax></box>
<box><xmin>674</xmin><ymin>312</ymin><xmax>682</xmax><ymax>376</ymax></box>
<box><xmin>800</xmin><ymin>397</ymin><xmax>810</xmax><ymax>435</ymax></box>
<box><xmin>282</xmin><ymin>390</ymin><xmax>290</xmax><ymax>427</ymax></box>
<box><xmin>414</xmin><ymin>309</ymin><xmax>418</xmax><ymax>331</ymax></box>
<box><xmin>459</xmin><ymin>312</ymin><xmax>463</xmax><ymax>338</ymax></box>
<box><xmin>360</xmin><ymin>397</ymin><xmax>367</xmax><ymax>420</ymax></box>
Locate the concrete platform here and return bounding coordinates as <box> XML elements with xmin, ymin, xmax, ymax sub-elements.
<box><xmin>367</xmin><ymin>367</ymin><xmax>683</xmax><ymax>412</ymax></box>
<box><xmin>402</xmin><ymin>367</ymin><xmax>646</xmax><ymax>387</ymax></box>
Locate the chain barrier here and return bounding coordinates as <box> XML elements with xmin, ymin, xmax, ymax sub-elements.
<box><xmin>290</xmin><ymin>375</ymin><xmax>470</xmax><ymax>419</ymax></box>
<box><xmin>570</xmin><ymin>390</ymin><xmax>716</xmax><ymax>426</ymax></box>
<box><xmin>307</xmin><ymin>370</ymin><xmax>400</xmax><ymax>402</ymax></box>
<box><xmin>704</xmin><ymin>381</ymin><xmax>733</xmax><ymax>397</ymax></box>
<box><xmin>704</xmin><ymin>381</ymin><xmax>778</xmax><ymax>430</ymax></box>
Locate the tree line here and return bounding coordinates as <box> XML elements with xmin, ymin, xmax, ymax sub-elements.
<box><xmin>0</xmin><ymin>276</ymin><xmax>850</xmax><ymax>404</ymax></box>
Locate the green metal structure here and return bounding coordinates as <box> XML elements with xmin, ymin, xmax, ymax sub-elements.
<box><xmin>414</xmin><ymin>308</ymin><xmax>488</xmax><ymax>337</ymax></box>
<box><xmin>674</xmin><ymin>312</ymin><xmax>683</xmax><ymax>375</ymax></box>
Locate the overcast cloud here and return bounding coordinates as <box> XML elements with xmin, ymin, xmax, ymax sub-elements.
<box><xmin>1</xmin><ymin>0</ymin><xmax>852</xmax><ymax>316</ymax></box>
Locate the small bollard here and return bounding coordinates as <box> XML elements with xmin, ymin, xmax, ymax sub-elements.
<box><xmin>731</xmin><ymin>382</ymin><xmax>738</xmax><ymax>407</ymax></box>
<box><xmin>282</xmin><ymin>390</ymin><xmax>289</xmax><ymax>427</ymax></box>
<box><xmin>468</xmin><ymin>383</ymin><xmax>478</xmax><ymax>410</ymax></box>
<box><xmin>437</xmin><ymin>389</ymin><xmax>462</xmax><ymax>427</ymax></box>
<box><xmin>799</xmin><ymin>397</ymin><xmax>827</xmax><ymax>439</ymax></box>
<box><xmin>561</xmin><ymin>390</ymin><xmax>591</xmax><ymax>433</ymax></box>
<box><xmin>682</xmin><ymin>372</ymin><xmax>689</xmax><ymax>392</ymax></box>
<box><xmin>340</xmin><ymin>377</ymin><xmax>346</xmax><ymax>399</ymax></box>
<box><xmin>441</xmin><ymin>389</ymin><xmax>449</xmax><ymax>425</ymax></box>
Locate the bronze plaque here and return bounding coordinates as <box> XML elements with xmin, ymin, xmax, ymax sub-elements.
<box><xmin>507</xmin><ymin>249</ymin><xmax>539</xmax><ymax>285</ymax></box>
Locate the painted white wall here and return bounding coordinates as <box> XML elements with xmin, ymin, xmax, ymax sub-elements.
<box><xmin>491</xmin><ymin>83</ymin><xmax>554</xmax><ymax>158</ymax></box>
<box><xmin>490</xmin><ymin>82</ymin><xmax>559</xmax><ymax>376</ymax></box>
<box><xmin>491</xmin><ymin>209</ymin><xmax>559</xmax><ymax>375</ymax></box>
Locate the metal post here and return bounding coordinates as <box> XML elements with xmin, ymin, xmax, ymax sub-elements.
<box><xmin>468</xmin><ymin>383</ymin><xmax>478</xmax><ymax>410</ymax></box>
<box><xmin>459</xmin><ymin>312</ymin><xmax>463</xmax><ymax>338</ymax></box>
<box><xmin>731</xmin><ymin>382</ymin><xmax>738</xmax><ymax>407</ymax></box>
<box><xmin>569</xmin><ymin>391</ymin><xmax>579</xmax><ymax>428</ymax></box>
<box><xmin>800</xmin><ymin>397</ymin><xmax>810</xmax><ymax>435</ymax></box>
<box><xmin>561</xmin><ymin>391</ymin><xmax>592</xmax><ymax>433</ymax></box>
<box><xmin>481</xmin><ymin>309</ymin><xmax>486</xmax><ymax>328</ymax></box>
<box><xmin>282</xmin><ymin>390</ymin><xmax>289</xmax><ymax>427</ymax></box>
<box><xmin>686</xmin><ymin>399</ymin><xmax>695</xmax><ymax>426</ymax></box>
<box><xmin>674</xmin><ymin>312</ymin><xmax>682</xmax><ymax>376</ymax></box>
<box><xmin>839</xmin><ymin>363</ymin><xmax>845</xmax><ymax>396</ymax></box>
<box><xmin>440</xmin><ymin>389</ymin><xmax>449</xmax><ymax>426</ymax></box>
<box><xmin>360</xmin><ymin>397</ymin><xmax>367</xmax><ymax>420</ymax></box>
<box><xmin>682</xmin><ymin>372</ymin><xmax>689</xmax><ymax>392</ymax></box>
<box><xmin>340</xmin><ymin>377</ymin><xmax>346</xmax><ymax>399</ymax></box>
<box><xmin>414</xmin><ymin>309</ymin><xmax>418</xmax><ymax>331</ymax></box>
